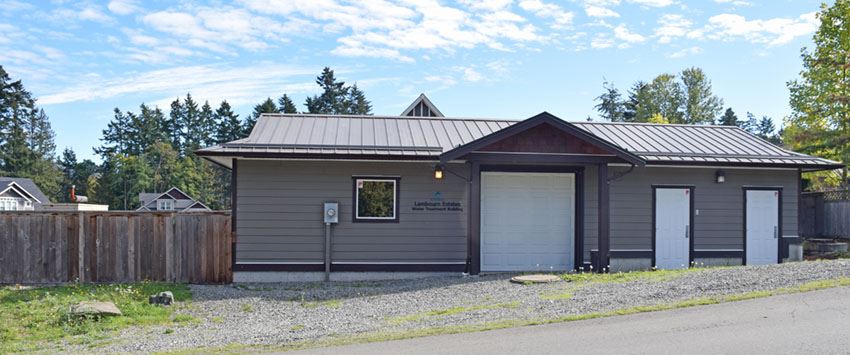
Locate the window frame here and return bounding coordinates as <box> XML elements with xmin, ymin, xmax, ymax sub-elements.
<box><xmin>157</xmin><ymin>199</ymin><xmax>175</xmax><ymax>211</ymax></box>
<box><xmin>352</xmin><ymin>176</ymin><xmax>400</xmax><ymax>223</ymax></box>
<box><xmin>0</xmin><ymin>197</ymin><xmax>19</xmax><ymax>211</ymax></box>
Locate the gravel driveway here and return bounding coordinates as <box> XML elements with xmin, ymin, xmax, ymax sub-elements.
<box><xmin>97</xmin><ymin>260</ymin><xmax>850</xmax><ymax>353</ymax></box>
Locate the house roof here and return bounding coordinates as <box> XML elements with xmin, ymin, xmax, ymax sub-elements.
<box><xmin>0</xmin><ymin>177</ymin><xmax>50</xmax><ymax>203</ymax></box>
<box><xmin>196</xmin><ymin>113</ymin><xmax>843</xmax><ymax>170</ymax></box>
<box><xmin>137</xmin><ymin>187</ymin><xmax>211</xmax><ymax>211</ymax></box>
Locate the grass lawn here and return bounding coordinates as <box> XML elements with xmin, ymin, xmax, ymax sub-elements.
<box><xmin>0</xmin><ymin>282</ymin><xmax>191</xmax><ymax>353</ymax></box>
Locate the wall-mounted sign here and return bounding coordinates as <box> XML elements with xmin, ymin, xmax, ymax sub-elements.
<box><xmin>411</xmin><ymin>191</ymin><xmax>463</xmax><ymax>212</ymax></box>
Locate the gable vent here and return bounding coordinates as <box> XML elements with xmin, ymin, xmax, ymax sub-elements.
<box><xmin>401</xmin><ymin>93</ymin><xmax>444</xmax><ymax>117</ymax></box>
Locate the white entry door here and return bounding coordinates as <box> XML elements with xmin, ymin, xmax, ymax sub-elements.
<box><xmin>746</xmin><ymin>189</ymin><xmax>780</xmax><ymax>265</ymax></box>
<box><xmin>655</xmin><ymin>188</ymin><xmax>691</xmax><ymax>270</ymax></box>
<box><xmin>480</xmin><ymin>172</ymin><xmax>574</xmax><ymax>272</ymax></box>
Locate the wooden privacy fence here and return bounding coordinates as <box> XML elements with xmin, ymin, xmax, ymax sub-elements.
<box><xmin>0</xmin><ymin>212</ymin><xmax>232</xmax><ymax>284</ymax></box>
<box><xmin>801</xmin><ymin>190</ymin><xmax>850</xmax><ymax>238</ymax></box>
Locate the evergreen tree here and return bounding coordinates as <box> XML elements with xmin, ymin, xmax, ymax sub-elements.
<box><xmin>182</xmin><ymin>93</ymin><xmax>201</xmax><ymax>153</ymax></box>
<box><xmin>138</xmin><ymin>104</ymin><xmax>166</xmax><ymax>149</ymax></box>
<box><xmin>95</xmin><ymin>108</ymin><xmax>133</xmax><ymax>157</ymax></box>
<box><xmin>278</xmin><ymin>94</ymin><xmax>298</xmax><ymax>114</ymax></box>
<box><xmin>214</xmin><ymin>100</ymin><xmax>243</xmax><ymax>143</ymax></box>
<box><xmin>166</xmin><ymin>98</ymin><xmax>185</xmax><ymax>152</ymax></box>
<box><xmin>246</xmin><ymin>97</ymin><xmax>278</xmax><ymax>132</ymax></box>
<box><xmin>0</xmin><ymin>66</ymin><xmax>35</xmax><ymax>174</ymax></box>
<box><xmin>741</xmin><ymin>112</ymin><xmax>759</xmax><ymax>134</ymax></box>
<box><xmin>346</xmin><ymin>84</ymin><xmax>372</xmax><ymax>115</ymax></box>
<box><xmin>680</xmin><ymin>67</ymin><xmax>723</xmax><ymax>124</ymax></box>
<box><xmin>719</xmin><ymin>108</ymin><xmax>739</xmax><ymax>126</ymax></box>
<box><xmin>59</xmin><ymin>148</ymin><xmax>97</xmax><ymax>202</ymax></box>
<box><xmin>623</xmin><ymin>81</ymin><xmax>650</xmax><ymax>122</ymax></box>
<box><xmin>756</xmin><ymin>116</ymin><xmax>781</xmax><ymax>145</ymax></box>
<box><xmin>594</xmin><ymin>80</ymin><xmax>624</xmax><ymax>122</ymax></box>
<box><xmin>307</xmin><ymin>67</ymin><xmax>349</xmax><ymax>114</ymax></box>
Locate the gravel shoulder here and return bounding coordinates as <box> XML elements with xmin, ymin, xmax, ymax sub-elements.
<box><xmin>90</xmin><ymin>260</ymin><xmax>850</xmax><ymax>353</ymax></box>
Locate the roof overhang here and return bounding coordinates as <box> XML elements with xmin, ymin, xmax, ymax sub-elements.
<box><xmin>643</xmin><ymin>160</ymin><xmax>844</xmax><ymax>172</ymax></box>
<box><xmin>438</xmin><ymin>112</ymin><xmax>646</xmax><ymax>166</ymax></box>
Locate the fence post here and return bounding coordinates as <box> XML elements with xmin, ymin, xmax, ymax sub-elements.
<box><xmin>77</xmin><ymin>213</ymin><xmax>85</xmax><ymax>282</ymax></box>
<box><xmin>166</xmin><ymin>214</ymin><xmax>175</xmax><ymax>282</ymax></box>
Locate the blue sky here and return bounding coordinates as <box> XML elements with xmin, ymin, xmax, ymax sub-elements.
<box><xmin>0</xmin><ymin>0</ymin><xmax>828</xmax><ymax>161</ymax></box>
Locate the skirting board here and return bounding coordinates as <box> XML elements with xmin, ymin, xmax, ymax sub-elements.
<box><xmin>234</xmin><ymin>271</ymin><xmax>464</xmax><ymax>283</ymax></box>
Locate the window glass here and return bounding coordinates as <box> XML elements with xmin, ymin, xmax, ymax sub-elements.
<box><xmin>355</xmin><ymin>179</ymin><xmax>397</xmax><ymax>220</ymax></box>
<box><xmin>158</xmin><ymin>199</ymin><xmax>174</xmax><ymax>211</ymax></box>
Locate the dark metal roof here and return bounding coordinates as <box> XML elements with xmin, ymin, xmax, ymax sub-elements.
<box><xmin>0</xmin><ymin>177</ymin><xmax>51</xmax><ymax>203</ymax></box>
<box><xmin>197</xmin><ymin>113</ymin><xmax>842</xmax><ymax>170</ymax></box>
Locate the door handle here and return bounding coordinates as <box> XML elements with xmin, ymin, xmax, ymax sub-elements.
<box><xmin>685</xmin><ymin>225</ymin><xmax>689</xmax><ymax>239</ymax></box>
<box><xmin>774</xmin><ymin>226</ymin><xmax>778</xmax><ymax>239</ymax></box>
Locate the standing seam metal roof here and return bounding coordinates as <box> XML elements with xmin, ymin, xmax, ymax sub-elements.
<box><xmin>196</xmin><ymin>114</ymin><xmax>841</xmax><ymax>168</ymax></box>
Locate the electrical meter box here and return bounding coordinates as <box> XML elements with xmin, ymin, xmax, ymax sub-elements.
<box><xmin>323</xmin><ymin>202</ymin><xmax>339</xmax><ymax>224</ymax></box>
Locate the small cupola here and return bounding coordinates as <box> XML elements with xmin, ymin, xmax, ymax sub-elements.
<box><xmin>401</xmin><ymin>93</ymin><xmax>444</xmax><ymax>117</ymax></box>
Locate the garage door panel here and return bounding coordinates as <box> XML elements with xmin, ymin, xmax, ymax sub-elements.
<box><xmin>481</xmin><ymin>172</ymin><xmax>575</xmax><ymax>272</ymax></box>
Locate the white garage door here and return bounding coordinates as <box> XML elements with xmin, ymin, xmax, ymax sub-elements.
<box><xmin>481</xmin><ymin>172</ymin><xmax>575</xmax><ymax>272</ymax></box>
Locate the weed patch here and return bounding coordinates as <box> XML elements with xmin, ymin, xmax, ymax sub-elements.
<box><xmin>302</xmin><ymin>299</ymin><xmax>343</xmax><ymax>309</ymax></box>
<box><xmin>0</xmin><ymin>282</ymin><xmax>190</xmax><ymax>353</ymax></box>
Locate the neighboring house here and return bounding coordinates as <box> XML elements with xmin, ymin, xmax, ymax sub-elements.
<box><xmin>0</xmin><ymin>177</ymin><xmax>50</xmax><ymax>211</ymax></box>
<box><xmin>197</xmin><ymin>94</ymin><xmax>843</xmax><ymax>276</ymax></box>
<box><xmin>136</xmin><ymin>187</ymin><xmax>211</xmax><ymax>212</ymax></box>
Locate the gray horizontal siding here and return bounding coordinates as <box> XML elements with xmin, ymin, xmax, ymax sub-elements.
<box><xmin>236</xmin><ymin>160</ymin><xmax>468</xmax><ymax>264</ymax></box>
<box><xmin>609</xmin><ymin>167</ymin><xmax>798</xmax><ymax>251</ymax></box>
<box><xmin>236</xmin><ymin>160</ymin><xmax>798</xmax><ymax>267</ymax></box>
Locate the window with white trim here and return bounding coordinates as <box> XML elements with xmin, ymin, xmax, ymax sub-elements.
<box><xmin>354</xmin><ymin>178</ymin><xmax>398</xmax><ymax>222</ymax></box>
<box><xmin>0</xmin><ymin>197</ymin><xmax>20</xmax><ymax>211</ymax></box>
<box><xmin>157</xmin><ymin>199</ymin><xmax>175</xmax><ymax>211</ymax></box>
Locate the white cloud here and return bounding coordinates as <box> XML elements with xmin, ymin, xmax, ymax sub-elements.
<box><xmin>613</xmin><ymin>24</ymin><xmax>646</xmax><ymax>43</ymax></box>
<box><xmin>77</xmin><ymin>6</ymin><xmax>113</xmax><ymax>23</ymax></box>
<box><xmin>628</xmin><ymin>0</ymin><xmax>676</xmax><ymax>7</ymax></box>
<box><xmin>38</xmin><ymin>64</ymin><xmax>318</xmax><ymax>106</ymax></box>
<box><xmin>424</xmin><ymin>75</ymin><xmax>457</xmax><ymax>86</ymax></box>
<box><xmin>591</xmin><ymin>35</ymin><xmax>614</xmax><ymax>48</ymax></box>
<box><xmin>714</xmin><ymin>0</ymin><xmax>750</xmax><ymax>6</ymax></box>
<box><xmin>459</xmin><ymin>0</ymin><xmax>513</xmax><ymax>11</ymax></box>
<box><xmin>107</xmin><ymin>0</ymin><xmax>141</xmax><ymax>15</ymax></box>
<box><xmin>654</xmin><ymin>14</ymin><xmax>696</xmax><ymax>43</ymax></box>
<box><xmin>142</xmin><ymin>7</ymin><xmax>307</xmax><ymax>53</ymax></box>
<box><xmin>236</xmin><ymin>0</ymin><xmax>543</xmax><ymax>61</ymax></box>
<box><xmin>461</xmin><ymin>67</ymin><xmax>483</xmax><ymax>82</ymax></box>
<box><xmin>704</xmin><ymin>12</ymin><xmax>818</xmax><ymax>46</ymax></box>
<box><xmin>331</xmin><ymin>38</ymin><xmax>414</xmax><ymax>62</ymax></box>
<box><xmin>585</xmin><ymin>6</ymin><xmax>619</xmax><ymax>18</ymax></box>
<box><xmin>668</xmin><ymin>46</ymin><xmax>702</xmax><ymax>58</ymax></box>
<box><xmin>518</xmin><ymin>0</ymin><xmax>574</xmax><ymax>29</ymax></box>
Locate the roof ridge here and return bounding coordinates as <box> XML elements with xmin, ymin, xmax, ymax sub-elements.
<box><xmin>576</xmin><ymin>121</ymin><xmax>737</xmax><ymax>128</ymax></box>
<box><xmin>260</xmin><ymin>113</ymin><xmax>747</xmax><ymax>129</ymax></box>
<box><xmin>259</xmin><ymin>113</ymin><xmax>516</xmax><ymax>123</ymax></box>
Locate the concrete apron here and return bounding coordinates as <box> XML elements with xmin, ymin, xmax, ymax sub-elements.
<box><xmin>234</xmin><ymin>271</ymin><xmax>465</xmax><ymax>283</ymax></box>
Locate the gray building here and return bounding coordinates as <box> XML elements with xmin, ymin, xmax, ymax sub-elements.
<box><xmin>197</xmin><ymin>96</ymin><xmax>842</xmax><ymax>275</ymax></box>
<box><xmin>136</xmin><ymin>187</ymin><xmax>211</xmax><ymax>212</ymax></box>
<box><xmin>0</xmin><ymin>177</ymin><xmax>51</xmax><ymax>211</ymax></box>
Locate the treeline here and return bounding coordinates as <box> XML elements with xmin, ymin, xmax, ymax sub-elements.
<box><xmin>593</xmin><ymin>66</ymin><xmax>781</xmax><ymax>143</ymax></box>
<box><xmin>1</xmin><ymin>66</ymin><xmax>371</xmax><ymax>209</ymax></box>
<box><xmin>0</xmin><ymin>66</ymin><xmax>62</xmax><ymax>200</ymax></box>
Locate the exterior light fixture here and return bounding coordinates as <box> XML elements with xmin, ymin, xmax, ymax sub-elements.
<box><xmin>715</xmin><ymin>170</ymin><xmax>726</xmax><ymax>184</ymax></box>
<box><xmin>434</xmin><ymin>165</ymin><xmax>444</xmax><ymax>180</ymax></box>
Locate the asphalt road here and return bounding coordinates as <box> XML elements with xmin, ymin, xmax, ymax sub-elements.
<box><xmin>293</xmin><ymin>286</ymin><xmax>850</xmax><ymax>355</ymax></box>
